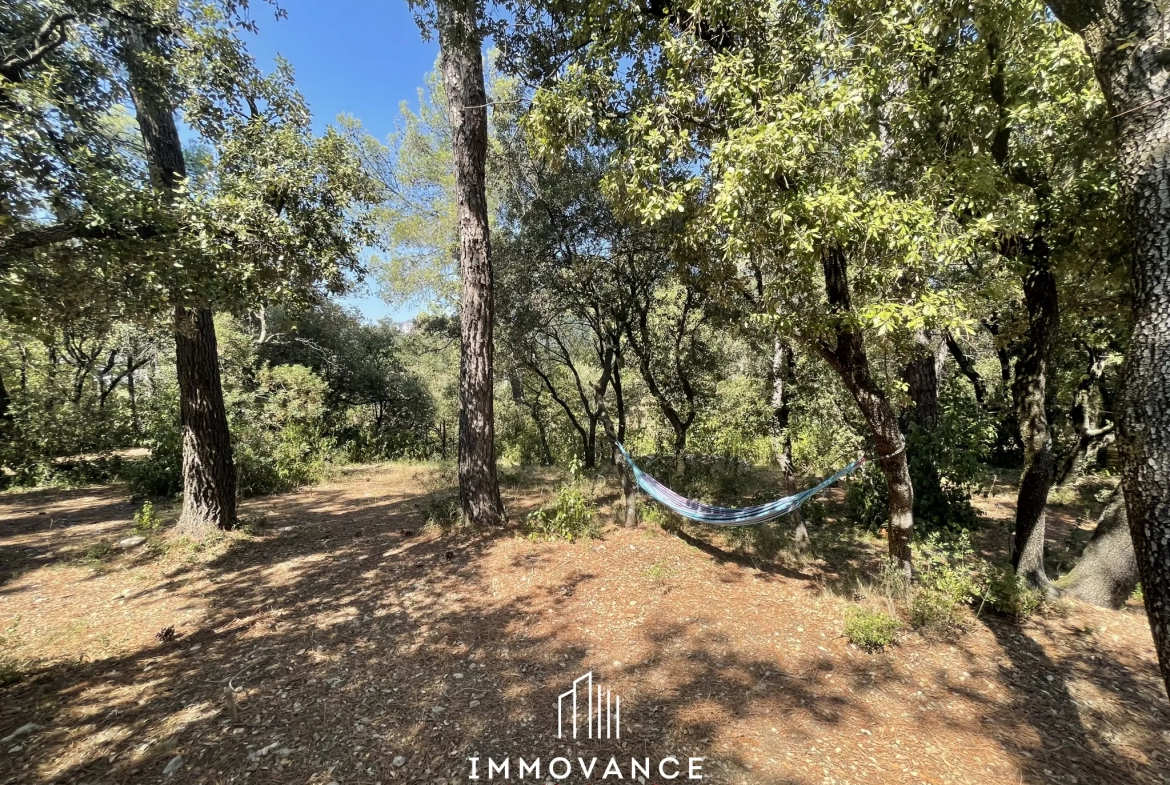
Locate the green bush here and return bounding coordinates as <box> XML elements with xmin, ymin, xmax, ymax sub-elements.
<box><xmin>980</xmin><ymin>565</ymin><xmax>1045</xmax><ymax>619</ymax></box>
<box><xmin>527</xmin><ymin>483</ymin><xmax>598</xmax><ymax>542</ymax></box>
<box><xmin>133</xmin><ymin>501</ymin><xmax>163</xmax><ymax>534</ymax></box>
<box><xmin>844</xmin><ymin>607</ymin><xmax>901</xmax><ymax>651</ymax></box>
<box><xmin>909</xmin><ymin>533</ymin><xmax>981</xmax><ymax>636</ymax></box>
<box><xmin>128</xmin><ymin>364</ymin><xmax>333</xmax><ymax>499</ymax></box>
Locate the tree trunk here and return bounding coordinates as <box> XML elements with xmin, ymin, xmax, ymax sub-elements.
<box><xmin>127</xmin><ymin>354</ymin><xmax>139</xmax><ymax>437</ymax></box>
<box><xmin>902</xmin><ymin>331</ymin><xmax>948</xmax><ymax>529</ymax></box>
<box><xmin>1055</xmin><ymin>348</ymin><xmax>1112</xmax><ymax>484</ymax></box>
<box><xmin>124</xmin><ymin>21</ymin><xmax>237</xmax><ymax>532</ymax></box>
<box><xmin>944</xmin><ymin>331</ymin><xmax>986</xmax><ymax>404</ymax></box>
<box><xmin>903</xmin><ymin>331</ymin><xmax>943</xmax><ymax>431</ymax></box>
<box><xmin>438</xmin><ymin>0</ymin><xmax>505</xmax><ymax>526</ymax></box>
<box><xmin>817</xmin><ymin>246</ymin><xmax>913</xmax><ymax>575</ymax></box>
<box><xmin>771</xmin><ymin>339</ymin><xmax>807</xmax><ymax>548</ymax></box>
<box><xmin>611</xmin><ymin>353</ymin><xmax>637</xmax><ymax>527</ymax></box>
<box><xmin>1047</xmin><ymin>0</ymin><xmax>1170</xmax><ymax>701</ymax></box>
<box><xmin>1058</xmin><ymin>492</ymin><xmax>1139</xmax><ymax>609</ymax></box>
<box><xmin>175</xmin><ymin>307</ymin><xmax>237</xmax><ymax>532</ymax></box>
<box><xmin>0</xmin><ymin>367</ymin><xmax>10</xmax><ymax>423</ymax></box>
<box><xmin>1010</xmin><ymin>248</ymin><xmax>1059</xmax><ymax>592</ymax></box>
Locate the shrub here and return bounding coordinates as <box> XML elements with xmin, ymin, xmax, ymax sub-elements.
<box><xmin>909</xmin><ymin>533</ymin><xmax>981</xmax><ymax>636</ymax></box>
<box><xmin>980</xmin><ymin>565</ymin><xmax>1045</xmax><ymax>619</ymax></box>
<box><xmin>424</xmin><ymin>494</ymin><xmax>462</xmax><ymax>531</ymax></box>
<box><xmin>844</xmin><ymin>607</ymin><xmax>901</xmax><ymax>651</ymax></box>
<box><xmin>133</xmin><ymin>501</ymin><xmax>163</xmax><ymax>534</ymax></box>
<box><xmin>527</xmin><ymin>484</ymin><xmax>598</xmax><ymax>542</ymax></box>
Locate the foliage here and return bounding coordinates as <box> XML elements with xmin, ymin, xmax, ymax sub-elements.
<box><xmin>980</xmin><ymin>565</ymin><xmax>1045</xmax><ymax>619</ymax></box>
<box><xmin>527</xmin><ymin>466</ymin><xmax>599</xmax><ymax>541</ymax></box>
<box><xmin>133</xmin><ymin>501</ymin><xmax>163</xmax><ymax>534</ymax></box>
<box><xmin>843</xmin><ymin>607</ymin><xmax>902</xmax><ymax>652</ymax></box>
<box><xmin>909</xmin><ymin>533</ymin><xmax>982</xmax><ymax>636</ymax></box>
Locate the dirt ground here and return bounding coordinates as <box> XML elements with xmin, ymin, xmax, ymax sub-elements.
<box><xmin>0</xmin><ymin>463</ymin><xmax>1167</xmax><ymax>785</ymax></box>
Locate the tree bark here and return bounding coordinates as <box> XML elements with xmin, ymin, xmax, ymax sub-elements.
<box><xmin>1055</xmin><ymin>347</ymin><xmax>1112</xmax><ymax>484</ymax></box>
<box><xmin>123</xmin><ymin>21</ymin><xmax>237</xmax><ymax>532</ymax></box>
<box><xmin>0</xmin><ymin>367</ymin><xmax>12</xmax><ymax>424</ymax></box>
<box><xmin>903</xmin><ymin>331</ymin><xmax>943</xmax><ymax>431</ymax></box>
<box><xmin>1046</xmin><ymin>0</ymin><xmax>1170</xmax><ymax>698</ymax></box>
<box><xmin>1010</xmin><ymin>247</ymin><xmax>1059</xmax><ymax>592</ymax></box>
<box><xmin>611</xmin><ymin>347</ymin><xmax>637</xmax><ymax>527</ymax></box>
<box><xmin>1059</xmin><ymin>492</ymin><xmax>1139</xmax><ymax>609</ymax></box>
<box><xmin>127</xmin><ymin>353</ymin><xmax>139</xmax><ymax>437</ymax></box>
<box><xmin>944</xmin><ymin>331</ymin><xmax>986</xmax><ymax>405</ymax></box>
<box><xmin>174</xmin><ymin>306</ymin><xmax>237</xmax><ymax>531</ymax></box>
<box><xmin>816</xmin><ymin>246</ymin><xmax>914</xmax><ymax>575</ymax></box>
<box><xmin>438</xmin><ymin>0</ymin><xmax>505</xmax><ymax>526</ymax></box>
<box><xmin>770</xmin><ymin>339</ymin><xmax>807</xmax><ymax>548</ymax></box>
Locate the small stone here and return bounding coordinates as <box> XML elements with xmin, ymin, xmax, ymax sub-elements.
<box><xmin>0</xmin><ymin>724</ymin><xmax>38</xmax><ymax>743</ymax></box>
<box><xmin>469</xmin><ymin>700</ymin><xmax>480</xmax><ymax>708</ymax></box>
<box><xmin>162</xmin><ymin>755</ymin><xmax>183</xmax><ymax>776</ymax></box>
<box><xmin>431</xmin><ymin>706</ymin><xmax>446</xmax><ymax>715</ymax></box>
<box><xmin>453</xmin><ymin>673</ymin><xmax>464</xmax><ymax>679</ymax></box>
<box><xmin>392</xmin><ymin>756</ymin><xmax>406</xmax><ymax>767</ymax></box>
<box><xmin>117</xmin><ymin>536</ymin><xmax>146</xmax><ymax>550</ymax></box>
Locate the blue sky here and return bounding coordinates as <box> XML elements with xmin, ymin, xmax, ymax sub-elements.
<box><xmin>245</xmin><ymin>0</ymin><xmax>439</xmax><ymax>323</ymax></box>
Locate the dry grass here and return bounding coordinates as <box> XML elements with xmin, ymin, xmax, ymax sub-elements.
<box><xmin>0</xmin><ymin>463</ymin><xmax>1166</xmax><ymax>785</ymax></box>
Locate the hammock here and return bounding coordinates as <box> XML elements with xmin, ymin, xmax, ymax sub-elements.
<box><xmin>616</xmin><ymin>444</ymin><xmax>864</xmax><ymax>527</ymax></box>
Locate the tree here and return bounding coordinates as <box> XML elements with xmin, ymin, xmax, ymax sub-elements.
<box><xmin>122</xmin><ymin>17</ymin><xmax>237</xmax><ymax>532</ymax></box>
<box><xmin>1044</xmin><ymin>0</ymin><xmax>1170</xmax><ymax>696</ymax></box>
<box><xmin>421</xmin><ymin>0</ymin><xmax>506</xmax><ymax>525</ymax></box>
<box><xmin>2</xmin><ymin>1</ymin><xmax>380</xmax><ymax>531</ymax></box>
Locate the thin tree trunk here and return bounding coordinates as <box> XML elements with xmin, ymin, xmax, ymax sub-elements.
<box><xmin>1058</xmin><ymin>491</ymin><xmax>1139</xmax><ymax>609</ymax></box>
<box><xmin>611</xmin><ymin>352</ymin><xmax>637</xmax><ymax>527</ymax></box>
<box><xmin>124</xmin><ymin>21</ymin><xmax>236</xmax><ymax>532</ymax></box>
<box><xmin>127</xmin><ymin>354</ymin><xmax>139</xmax><ymax>437</ymax></box>
<box><xmin>1055</xmin><ymin>347</ymin><xmax>1112</xmax><ymax>484</ymax></box>
<box><xmin>944</xmin><ymin>331</ymin><xmax>986</xmax><ymax>404</ymax></box>
<box><xmin>438</xmin><ymin>0</ymin><xmax>505</xmax><ymax>526</ymax></box>
<box><xmin>816</xmin><ymin>246</ymin><xmax>913</xmax><ymax>575</ymax></box>
<box><xmin>1010</xmin><ymin>248</ymin><xmax>1059</xmax><ymax>592</ymax></box>
<box><xmin>1046</xmin><ymin>0</ymin><xmax>1170</xmax><ymax>697</ymax></box>
<box><xmin>771</xmin><ymin>339</ymin><xmax>807</xmax><ymax>548</ymax></box>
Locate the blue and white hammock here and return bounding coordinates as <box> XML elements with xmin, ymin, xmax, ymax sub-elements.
<box><xmin>616</xmin><ymin>444</ymin><xmax>864</xmax><ymax>527</ymax></box>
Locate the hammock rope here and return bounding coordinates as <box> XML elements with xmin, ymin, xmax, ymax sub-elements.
<box><xmin>616</xmin><ymin>444</ymin><xmax>864</xmax><ymax>527</ymax></box>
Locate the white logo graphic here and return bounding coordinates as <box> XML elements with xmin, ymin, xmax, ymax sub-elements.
<box><xmin>557</xmin><ymin>672</ymin><xmax>620</xmax><ymax>740</ymax></box>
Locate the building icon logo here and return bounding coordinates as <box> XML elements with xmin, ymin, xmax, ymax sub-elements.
<box><xmin>557</xmin><ymin>672</ymin><xmax>620</xmax><ymax>740</ymax></box>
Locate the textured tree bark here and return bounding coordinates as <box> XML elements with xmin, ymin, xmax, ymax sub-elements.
<box><xmin>611</xmin><ymin>352</ymin><xmax>638</xmax><ymax>527</ymax></box>
<box><xmin>1046</xmin><ymin>0</ymin><xmax>1170</xmax><ymax>700</ymax></box>
<box><xmin>902</xmin><ymin>331</ymin><xmax>944</xmax><ymax>431</ymax></box>
<box><xmin>438</xmin><ymin>0</ymin><xmax>505</xmax><ymax>526</ymax></box>
<box><xmin>123</xmin><ymin>22</ymin><xmax>237</xmax><ymax>533</ymax></box>
<box><xmin>0</xmin><ymin>367</ymin><xmax>11</xmax><ymax>424</ymax></box>
<box><xmin>1058</xmin><ymin>492</ymin><xmax>1139</xmax><ymax>609</ymax></box>
<box><xmin>1055</xmin><ymin>348</ymin><xmax>1112</xmax><ymax>484</ymax></box>
<box><xmin>1010</xmin><ymin>248</ymin><xmax>1059</xmax><ymax>592</ymax></box>
<box><xmin>817</xmin><ymin>247</ymin><xmax>914</xmax><ymax>575</ymax></box>
<box><xmin>771</xmin><ymin>339</ymin><xmax>807</xmax><ymax>548</ymax></box>
<box><xmin>174</xmin><ymin>306</ymin><xmax>237</xmax><ymax>531</ymax></box>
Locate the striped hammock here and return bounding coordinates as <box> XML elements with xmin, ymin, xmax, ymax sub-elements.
<box><xmin>616</xmin><ymin>444</ymin><xmax>863</xmax><ymax>527</ymax></box>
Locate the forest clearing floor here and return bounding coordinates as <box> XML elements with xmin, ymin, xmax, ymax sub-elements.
<box><xmin>0</xmin><ymin>463</ymin><xmax>1167</xmax><ymax>785</ymax></box>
